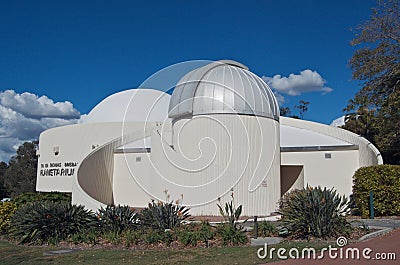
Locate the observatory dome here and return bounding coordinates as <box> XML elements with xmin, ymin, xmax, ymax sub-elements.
<box><xmin>168</xmin><ymin>60</ymin><xmax>279</xmax><ymax>121</ymax></box>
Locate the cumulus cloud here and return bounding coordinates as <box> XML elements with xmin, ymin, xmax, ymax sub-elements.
<box><xmin>262</xmin><ymin>69</ymin><xmax>333</xmax><ymax>96</ymax></box>
<box><xmin>0</xmin><ymin>90</ymin><xmax>81</xmax><ymax>162</ymax></box>
<box><xmin>0</xmin><ymin>90</ymin><xmax>80</xmax><ymax>119</ymax></box>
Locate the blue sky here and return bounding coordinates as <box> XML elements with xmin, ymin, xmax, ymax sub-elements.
<box><xmin>0</xmin><ymin>0</ymin><xmax>376</xmax><ymax>161</ymax></box>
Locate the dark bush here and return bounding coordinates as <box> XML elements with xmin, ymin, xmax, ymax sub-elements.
<box><xmin>139</xmin><ymin>200</ymin><xmax>190</xmax><ymax>230</ymax></box>
<box><xmin>13</xmin><ymin>192</ymin><xmax>71</xmax><ymax>207</ymax></box>
<box><xmin>97</xmin><ymin>205</ymin><xmax>137</xmax><ymax>234</ymax></box>
<box><xmin>279</xmin><ymin>186</ymin><xmax>350</xmax><ymax>239</ymax></box>
<box><xmin>353</xmin><ymin>165</ymin><xmax>400</xmax><ymax>217</ymax></box>
<box><xmin>11</xmin><ymin>201</ymin><xmax>97</xmax><ymax>245</ymax></box>
<box><xmin>258</xmin><ymin>221</ymin><xmax>276</xmax><ymax>237</ymax></box>
<box><xmin>217</xmin><ymin>224</ymin><xmax>248</xmax><ymax>245</ymax></box>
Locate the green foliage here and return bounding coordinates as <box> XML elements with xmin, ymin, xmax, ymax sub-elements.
<box><xmin>3</xmin><ymin>141</ymin><xmax>38</xmax><ymax>197</ymax></box>
<box><xmin>258</xmin><ymin>221</ymin><xmax>277</xmax><ymax>237</ymax></box>
<box><xmin>103</xmin><ymin>231</ymin><xmax>123</xmax><ymax>245</ymax></box>
<box><xmin>353</xmin><ymin>165</ymin><xmax>400</xmax><ymax>217</ymax></box>
<box><xmin>176</xmin><ymin>222</ymin><xmax>215</xmax><ymax>247</ymax></box>
<box><xmin>97</xmin><ymin>205</ymin><xmax>137</xmax><ymax>234</ymax></box>
<box><xmin>217</xmin><ymin>192</ymin><xmax>248</xmax><ymax>245</ymax></box>
<box><xmin>139</xmin><ymin>200</ymin><xmax>191</xmax><ymax>230</ymax></box>
<box><xmin>345</xmin><ymin>0</ymin><xmax>400</xmax><ymax>164</ymax></box>
<box><xmin>217</xmin><ymin>193</ymin><xmax>243</xmax><ymax>229</ymax></box>
<box><xmin>11</xmin><ymin>201</ymin><xmax>98</xmax><ymax>245</ymax></box>
<box><xmin>142</xmin><ymin>228</ymin><xmax>164</xmax><ymax>244</ymax></box>
<box><xmin>279</xmin><ymin>186</ymin><xmax>350</xmax><ymax>239</ymax></box>
<box><xmin>0</xmin><ymin>162</ymin><xmax>9</xmax><ymax>198</ymax></box>
<box><xmin>217</xmin><ymin>224</ymin><xmax>248</xmax><ymax>246</ymax></box>
<box><xmin>0</xmin><ymin>202</ymin><xmax>17</xmax><ymax>234</ymax></box>
<box><xmin>69</xmin><ymin>230</ymin><xmax>99</xmax><ymax>245</ymax></box>
<box><xmin>198</xmin><ymin>221</ymin><xmax>214</xmax><ymax>244</ymax></box>
<box><xmin>177</xmin><ymin>228</ymin><xmax>201</xmax><ymax>246</ymax></box>
<box><xmin>122</xmin><ymin>229</ymin><xmax>142</xmax><ymax>248</ymax></box>
<box><xmin>13</xmin><ymin>192</ymin><xmax>71</xmax><ymax>207</ymax></box>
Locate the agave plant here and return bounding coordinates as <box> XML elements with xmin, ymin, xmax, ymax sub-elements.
<box><xmin>139</xmin><ymin>200</ymin><xmax>190</xmax><ymax>230</ymax></box>
<box><xmin>11</xmin><ymin>201</ymin><xmax>97</xmax><ymax>245</ymax></box>
<box><xmin>97</xmin><ymin>205</ymin><xmax>138</xmax><ymax>234</ymax></box>
<box><xmin>279</xmin><ymin>186</ymin><xmax>350</xmax><ymax>238</ymax></box>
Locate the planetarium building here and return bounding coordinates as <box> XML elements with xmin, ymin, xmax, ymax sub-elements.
<box><xmin>36</xmin><ymin>60</ymin><xmax>382</xmax><ymax>216</ymax></box>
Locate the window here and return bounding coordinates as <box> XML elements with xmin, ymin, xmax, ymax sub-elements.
<box><xmin>53</xmin><ymin>146</ymin><xmax>59</xmax><ymax>156</ymax></box>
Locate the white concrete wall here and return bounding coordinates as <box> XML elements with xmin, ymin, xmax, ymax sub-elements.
<box><xmin>36</xmin><ymin>122</ymin><xmax>155</xmax><ymax>209</ymax></box>
<box><xmin>281</xmin><ymin>150</ymin><xmax>359</xmax><ymax>197</ymax></box>
<box><xmin>113</xmin><ymin>114</ymin><xmax>281</xmax><ymax>216</ymax></box>
<box><xmin>280</xmin><ymin>117</ymin><xmax>382</xmax><ymax>166</ymax></box>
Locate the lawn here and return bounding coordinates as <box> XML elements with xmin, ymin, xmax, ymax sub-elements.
<box><xmin>0</xmin><ymin>240</ymin><xmax>331</xmax><ymax>265</ymax></box>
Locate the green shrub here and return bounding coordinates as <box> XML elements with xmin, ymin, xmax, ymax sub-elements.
<box><xmin>217</xmin><ymin>224</ymin><xmax>248</xmax><ymax>246</ymax></box>
<box><xmin>11</xmin><ymin>201</ymin><xmax>97</xmax><ymax>245</ymax></box>
<box><xmin>177</xmin><ymin>229</ymin><xmax>200</xmax><ymax>246</ymax></box>
<box><xmin>176</xmin><ymin>221</ymin><xmax>214</xmax><ymax>247</ymax></box>
<box><xmin>176</xmin><ymin>224</ymin><xmax>201</xmax><ymax>246</ymax></box>
<box><xmin>216</xmin><ymin>193</ymin><xmax>248</xmax><ymax>245</ymax></box>
<box><xmin>69</xmin><ymin>230</ymin><xmax>99</xmax><ymax>245</ymax></box>
<box><xmin>353</xmin><ymin>165</ymin><xmax>400</xmax><ymax>217</ymax></box>
<box><xmin>141</xmin><ymin>228</ymin><xmax>164</xmax><ymax>244</ymax></box>
<box><xmin>198</xmin><ymin>221</ymin><xmax>214</xmax><ymax>245</ymax></box>
<box><xmin>122</xmin><ymin>229</ymin><xmax>142</xmax><ymax>248</ymax></box>
<box><xmin>258</xmin><ymin>221</ymin><xmax>276</xmax><ymax>237</ymax></box>
<box><xmin>139</xmin><ymin>200</ymin><xmax>190</xmax><ymax>230</ymax></box>
<box><xmin>97</xmin><ymin>205</ymin><xmax>137</xmax><ymax>234</ymax></box>
<box><xmin>103</xmin><ymin>231</ymin><xmax>122</xmax><ymax>245</ymax></box>
<box><xmin>0</xmin><ymin>202</ymin><xmax>17</xmax><ymax>234</ymax></box>
<box><xmin>13</xmin><ymin>192</ymin><xmax>71</xmax><ymax>207</ymax></box>
<box><xmin>279</xmin><ymin>186</ymin><xmax>350</xmax><ymax>239</ymax></box>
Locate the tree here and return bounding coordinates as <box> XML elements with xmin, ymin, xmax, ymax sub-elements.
<box><xmin>279</xmin><ymin>107</ymin><xmax>291</xmax><ymax>116</ymax></box>
<box><xmin>294</xmin><ymin>100</ymin><xmax>310</xmax><ymax>119</ymax></box>
<box><xmin>344</xmin><ymin>0</ymin><xmax>400</xmax><ymax>164</ymax></box>
<box><xmin>0</xmin><ymin>162</ymin><xmax>9</xmax><ymax>198</ymax></box>
<box><xmin>279</xmin><ymin>100</ymin><xmax>310</xmax><ymax>119</ymax></box>
<box><xmin>3</xmin><ymin>141</ymin><xmax>38</xmax><ymax>198</ymax></box>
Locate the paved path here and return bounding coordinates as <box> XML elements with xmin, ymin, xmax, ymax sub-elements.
<box><xmin>266</xmin><ymin>229</ymin><xmax>400</xmax><ymax>265</ymax></box>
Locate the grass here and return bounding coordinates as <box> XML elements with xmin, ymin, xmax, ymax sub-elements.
<box><xmin>0</xmin><ymin>240</ymin><xmax>331</xmax><ymax>265</ymax></box>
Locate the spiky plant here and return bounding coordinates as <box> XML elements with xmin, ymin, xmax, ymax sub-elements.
<box><xmin>279</xmin><ymin>186</ymin><xmax>350</xmax><ymax>239</ymax></box>
<box><xmin>139</xmin><ymin>200</ymin><xmax>190</xmax><ymax>230</ymax></box>
<box><xmin>97</xmin><ymin>205</ymin><xmax>138</xmax><ymax>234</ymax></box>
<box><xmin>216</xmin><ymin>191</ymin><xmax>248</xmax><ymax>245</ymax></box>
<box><xmin>11</xmin><ymin>201</ymin><xmax>97</xmax><ymax>245</ymax></box>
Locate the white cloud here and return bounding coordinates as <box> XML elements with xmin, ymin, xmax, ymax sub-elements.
<box><xmin>262</xmin><ymin>69</ymin><xmax>333</xmax><ymax>96</ymax></box>
<box><xmin>0</xmin><ymin>90</ymin><xmax>80</xmax><ymax>119</ymax></box>
<box><xmin>0</xmin><ymin>90</ymin><xmax>81</xmax><ymax>162</ymax></box>
<box><xmin>273</xmin><ymin>91</ymin><xmax>285</xmax><ymax>105</ymax></box>
<box><xmin>330</xmin><ymin>115</ymin><xmax>345</xmax><ymax>127</ymax></box>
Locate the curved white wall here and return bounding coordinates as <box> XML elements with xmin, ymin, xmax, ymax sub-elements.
<box><xmin>114</xmin><ymin>114</ymin><xmax>281</xmax><ymax>216</ymax></box>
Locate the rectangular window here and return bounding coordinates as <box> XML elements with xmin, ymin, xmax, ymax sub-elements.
<box><xmin>53</xmin><ymin>146</ymin><xmax>59</xmax><ymax>156</ymax></box>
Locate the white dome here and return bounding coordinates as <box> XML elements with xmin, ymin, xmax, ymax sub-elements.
<box><xmin>168</xmin><ymin>60</ymin><xmax>279</xmax><ymax>121</ymax></box>
<box><xmin>84</xmin><ymin>88</ymin><xmax>171</xmax><ymax>123</ymax></box>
